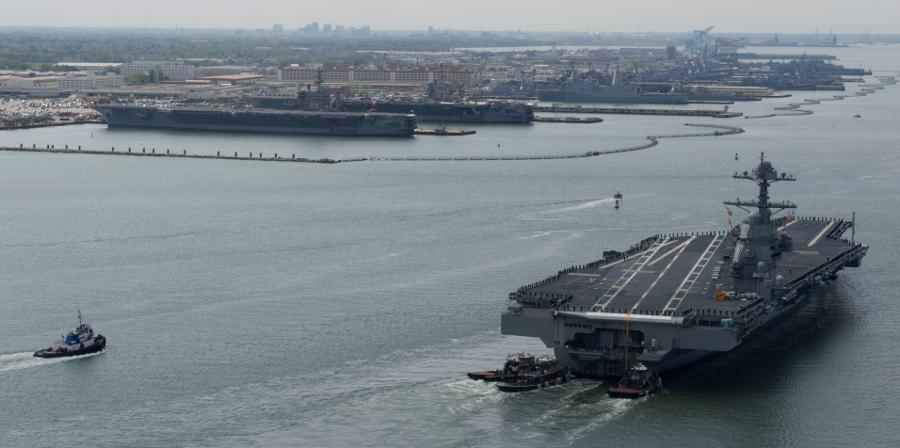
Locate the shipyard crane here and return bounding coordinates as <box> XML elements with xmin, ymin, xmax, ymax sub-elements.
<box><xmin>686</xmin><ymin>26</ymin><xmax>744</xmax><ymax>60</ymax></box>
<box><xmin>685</xmin><ymin>26</ymin><xmax>715</xmax><ymax>54</ymax></box>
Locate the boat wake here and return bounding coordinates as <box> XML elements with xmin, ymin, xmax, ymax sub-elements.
<box><xmin>543</xmin><ymin>198</ymin><xmax>616</xmax><ymax>214</ymax></box>
<box><xmin>0</xmin><ymin>349</ymin><xmax>106</xmax><ymax>373</ymax></box>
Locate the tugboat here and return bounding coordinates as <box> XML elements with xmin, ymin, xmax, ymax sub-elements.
<box><xmin>607</xmin><ymin>363</ymin><xmax>661</xmax><ymax>399</ymax></box>
<box><xmin>468</xmin><ymin>352</ymin><xmax>557</xmax><ymax>382</ymax></box>
<box><xmin>33</xmin><ymin>311</ymin><xmax>106</xmax><ymax>358</ymax></box>
<box><xmin>470</xmin><ymin>353</ymin><xmax>571</xmax><ymax>392</ymax></box>
<box><xmin>495</xmin><ymin>362</ymin><xmax>571</xmax><ymax>392</ymax></box>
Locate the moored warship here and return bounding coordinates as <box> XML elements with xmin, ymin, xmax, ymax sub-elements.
<box><xmin>538</xmin><ymin>70</ymin><xmax>687</xmax><ymax>104</ymax></box>
<box><xmin>339</xmin><ymin>99</ymin><xmax>534</xmax><ymax>124</ymax></box>
<box><xmin>502</xmin><ymin>154</ymin><xmax>867</xmax><ymax>378</ymax></box>
<box><xmin>93</xmin><ymin>104</ymin><xmax>417</xmax><ymax>138</ymax></box>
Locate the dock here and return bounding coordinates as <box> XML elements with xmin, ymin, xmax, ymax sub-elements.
<box><xmin>737</xmin><ymin>53</ymin><xmax>837</xmax><ymax>60</ymax></box>
<box><xmin>533</xmin><ymin>116</ymin><xmax>603</xmax><ymax>123</ymax></box>
<box><xmin>0</xmin><ymin>124</ymin><xmax>744</xmax><ymax>165</ymax></box>
<box><xmin>534</xmin><ymin>105</ymin><xmax>742</xmax><ymax>118</ymax></box>
<box><xmin>413</xmin><ymin>128</ymin><xmax>476</xmax><ymax>135</ymax></box>
<box><xmin>0</xmin><ymin>144</ymin><xmax>340</xmax><ymax>163</ymax></box>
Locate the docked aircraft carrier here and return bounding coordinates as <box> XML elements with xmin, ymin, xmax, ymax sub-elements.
<box><xmin>503</xmin><ymin>155</ymin><xmax>867</xmax><ymax>378</ymax></box>
<box><xmin>93</xmin><ymin>104</ymin><xmax>417</xmax><ymax>137</ymax></box>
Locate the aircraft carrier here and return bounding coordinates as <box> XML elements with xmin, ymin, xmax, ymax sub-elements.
<box><xmin>93</xmin><ymin>104</ymin><xmax>417</xmax><ymax>137</ymax></box>
<box><xmin>502</xmin><ymin>154</ymin><xmax>867</xmax><ymax>378</ymax></box>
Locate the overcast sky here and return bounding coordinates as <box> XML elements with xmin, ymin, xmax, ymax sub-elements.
<box><xmin>3</xmin><ymin>0</ymin><xmax>897</xmax><ymax>34</ymax></box>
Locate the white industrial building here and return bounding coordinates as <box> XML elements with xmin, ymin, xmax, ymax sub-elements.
<box><xmin>57</xmin><ymin>72</ymin><xmax>124</xmax><ymax>92</ymax></box>
<box><xmin>119</xmin><ymin>61</ymin><xmax>196</xmax><ymax>81</ymax></box>
<box><xmin>0</xmin><ymin>76</ymin><xmax>61</xmax><ymax>96</ymax></box>
<box><xmin>195</xmin><ymin>66</ymin><xmax>255</xmax><ymax>76</ymax></box>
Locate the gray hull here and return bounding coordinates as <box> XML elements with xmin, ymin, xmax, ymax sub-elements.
<box><xmin>340</xmin><ymin>101</ymin><xmax>534</xmax><ymax>124</ymax></box>
<box><xmin>538</xmin><ymin>82</ymin><xmax>687</xmax><ymax>104</ymax></box>
<box><xmin>94</xmin><ymin>105</ymin><xmax>416</xmax><ymax>138</ymax></box>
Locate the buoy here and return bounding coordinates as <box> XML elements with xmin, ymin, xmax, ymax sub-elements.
<box><xmin>735</xmin><ymin>152</ymin><xmax>738</xmax><ymax>160</ymax></box>
<box><xmin>615</xmin><ymin>199</ymin><xmax>619</xmax><ymax>209</ymax></box>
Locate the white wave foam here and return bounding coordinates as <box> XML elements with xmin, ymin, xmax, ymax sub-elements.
<box><xmin>0</xmin><ymin>349</ymin><xmax>106</xmax><ymax>373</ymax></box>
<box><xmin>543</xmin><ymin>198</ymin><xmax>616</xmax><ymax>214</ymax></box>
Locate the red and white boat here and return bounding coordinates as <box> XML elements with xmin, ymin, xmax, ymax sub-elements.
<box><xmin>607</xmin><ymin>363</ymin><xmax>661</xmax><ymax>399</ymax></box>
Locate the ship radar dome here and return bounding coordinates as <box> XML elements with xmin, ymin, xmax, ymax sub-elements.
<box><xmin>748</xmin><ymin>211</ymin><xmax>762</xmax><ymax>224</ymax></box>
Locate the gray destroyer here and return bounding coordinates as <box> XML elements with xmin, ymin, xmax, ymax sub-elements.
<box><xmin>93</xmin><ymin>104</ymin><xmax>417</xmax><ymax>138</ymax></box>
<box><xmin>503</xmin><ymin>155</ymin><xmax>866</xmax><ymax>378</ymax></box>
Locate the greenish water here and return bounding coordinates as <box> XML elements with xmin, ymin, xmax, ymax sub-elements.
<box><xmin>1</xmin><ymin>46</ymin><xmax>899</xmax><ymax>447</ymax></box>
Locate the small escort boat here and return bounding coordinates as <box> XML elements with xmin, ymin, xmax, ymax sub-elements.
<box><xmin>33</xmin><ymin>311</ymin><xmax>106</xmax><ymax>358</ymax></box>
<box><xmin>613</xmin><ymin>191</ymin><xmax>624</xmax><ymax>199</ymax></box>
<box><xmin>607</xmin><ymin>363</ymin><xmax>662</xmax><ymax>399</ymax></box>
<box><xmin>468</xmin><ymin>352</ymin><xmax>558</xmax><ymax>382</ymax></box>
<box><xmin>854</xmin><ymin>114</ymin><xmax>862</xmax><ymax>118</ymax></box>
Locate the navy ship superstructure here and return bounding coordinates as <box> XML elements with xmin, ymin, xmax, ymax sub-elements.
<box><xmin>538</xmin><ymin>70</ymin><xmax>687</xmax><ymax>104</ymax></box>
<box><xmin>502</xmin><ymin>154</ymin><xmax>867</xmax><ymax>378</ymax></box>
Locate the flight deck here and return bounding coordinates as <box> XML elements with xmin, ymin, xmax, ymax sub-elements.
<box><xmin>515</xmin><ymin>218</ymin><xmax>861</xmax><ymax>319</ymax></box>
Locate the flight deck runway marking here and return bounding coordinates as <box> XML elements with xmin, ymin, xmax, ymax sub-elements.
<box><xmin>647</xmin><ymin>242</ymin><xmax>690</xmax><ymax>267</ymax></box>
<box><xmin>592</xmin><ymin>237</ymin><xmax>671</xmax><ymax>311</ymax></box>
<box><xmin>807</xmin><ymin>221</ymin><xmax>834</xmax><ymax>247</ymax></box>
<box><xmin>627</xmin><ymin>237</ymin><xmax>695</xmax><ymax>318</ymax></box>
<box><xmin>664</xmin><ymin>233</ymin><xmax>725</xmax><ymax>312</ymax></box>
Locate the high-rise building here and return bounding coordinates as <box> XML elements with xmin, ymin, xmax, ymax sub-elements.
<box><xmin>273</xmin><ymin>24</ymin><xmax>283</xmax><ymax>35</ymax></box>
<box><xmin>323</xmin><ymin>24</ymin><xmax>332</xmax><ymax>33</ymax></box>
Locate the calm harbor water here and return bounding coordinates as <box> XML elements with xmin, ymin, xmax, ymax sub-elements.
<box><xmin>2</xmin><ymin>46</ymin><xmax>899</xmax><ymax>447</ymax></box>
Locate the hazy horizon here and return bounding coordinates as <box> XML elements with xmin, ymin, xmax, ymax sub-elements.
<box><xmin>1</xmin><ymin>0</ymin><xmax>897</xmax><ymax>35</ymax></box>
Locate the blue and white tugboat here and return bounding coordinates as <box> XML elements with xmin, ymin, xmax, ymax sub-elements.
<box><xmin>33</xmin><ymin>311</ymin><xmax>106</xmax><ymax>358</ymax></box>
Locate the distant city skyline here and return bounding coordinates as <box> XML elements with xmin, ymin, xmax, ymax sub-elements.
<box><xmin>1</xmin><ymin>0</ymin><xmax>897</xmax><ymax>35</ymax></box>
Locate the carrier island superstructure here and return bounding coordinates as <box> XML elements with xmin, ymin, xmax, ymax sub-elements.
<box><xmin>502</xmin><ymin>155</ymin><xmax>867</xmax><ymax>378</ymax></box>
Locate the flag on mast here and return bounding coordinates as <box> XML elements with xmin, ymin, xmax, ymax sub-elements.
<box><xmin>725</xmin><ymin>206</ymin><xmax>733</xmax><ymax>229</ymax></box>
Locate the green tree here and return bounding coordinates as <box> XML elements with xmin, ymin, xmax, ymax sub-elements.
<box><xmin>130</xmin><ymin>73</ymin><xmax>149</xmax><ymax>84</ymax></box>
